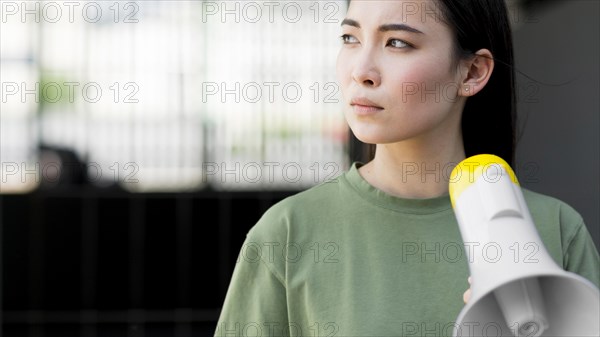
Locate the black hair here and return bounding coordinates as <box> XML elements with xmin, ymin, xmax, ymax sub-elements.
<box><xmin>355</xmin><ymin>0</ymin><xmax>516</xmax><ymax>166</ymax></box>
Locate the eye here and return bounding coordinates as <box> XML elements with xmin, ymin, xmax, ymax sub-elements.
<box><xmin>340</xmin><ymin>34</ymin><xmax>359</xmax><ymax>44</ymax></box>
<box><xmin>387</xmin><ymin>38</ymin><xmax>412</xmax><ymax>49</ymax></box>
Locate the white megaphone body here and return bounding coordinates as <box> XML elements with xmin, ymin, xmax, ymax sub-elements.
<box><xmin>449</xmin><ymin>154</ymin><xmax>600</xmax><ymax>337</ymax></box>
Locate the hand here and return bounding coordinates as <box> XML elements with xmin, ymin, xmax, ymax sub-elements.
<box><xmin>463</xmin><ymin>276</ymin><xmax>472</xmax><ymax>304</ymax></box>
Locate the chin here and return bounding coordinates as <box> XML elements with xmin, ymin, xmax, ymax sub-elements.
<box><xmin>351</xmin><ymin>129</ymin><xmax>394</xmax><ymax>145</ymax></box>
<box><xmin>348</xmin><ymin>122</ymin><xmax>403</xmax><ymax>145</ymax></box>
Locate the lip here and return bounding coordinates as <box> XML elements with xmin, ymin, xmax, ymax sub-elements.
<box><xmin>350</xmin><ymin>97</ymin><xmax>384</xmax><ymax>115</ymax></box>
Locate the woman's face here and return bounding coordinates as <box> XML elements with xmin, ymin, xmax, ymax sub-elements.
<box><xmin>336</xmin><ymin>0</ymin><xmax>466</xmax><ymax>146</ymax></box>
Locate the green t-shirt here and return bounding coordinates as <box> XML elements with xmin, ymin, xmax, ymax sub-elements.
<box><xmin>215</xmin><ymin>162</ymin><xmax>600</xmax><ymax>337</ymax></box>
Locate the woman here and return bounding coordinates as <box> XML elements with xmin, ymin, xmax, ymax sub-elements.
<box><xmin>215</xmin><ymin>1</ymin><xmax>600</xmax><ymax>336</ymax></box>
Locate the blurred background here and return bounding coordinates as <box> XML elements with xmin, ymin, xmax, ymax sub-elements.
<box><xmin>0</xmin><ymin>0</ymin><xmax>598</xmax><ymax>336</ymax></box>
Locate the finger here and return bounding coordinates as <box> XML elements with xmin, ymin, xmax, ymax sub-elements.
<box><xmin>463</xmin><ymin>288</ymin><xmax>471</xmax><ymax>304</ymax></box>
<box><xmin>468</xmin><ymin>276</ymin><xmax>472</xmax><ymax>284</ymax></box>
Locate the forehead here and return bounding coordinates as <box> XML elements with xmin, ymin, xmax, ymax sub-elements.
<box><xmin>346</xmin><ymin>0</ymin><xmax>446</xmax><ymax>32</ymax></box>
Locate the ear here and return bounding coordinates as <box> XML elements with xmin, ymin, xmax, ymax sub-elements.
<box><xmin>458</xmin><ymin>49</ymin><xmax>494</xmax><ymax>97</ymax></box>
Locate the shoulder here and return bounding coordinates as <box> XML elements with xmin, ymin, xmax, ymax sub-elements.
<box><xmin>521</xmin><ymin>187</ymin><xmax>588</xmax><ymax>262</ymax></box>
<box><xmin>248</xmin><ymin>175</ymin><xmax>345</xmax><ymax>240</ymax></box>
<box><xmin>521</xmin><ymin>187</ymin><xmax>584</xmax><ymax>226</ymax></box>
<box><xmin>241</xmin><ymin>176</ymin><xmax>347</xmax><ymax>279</ymax></box>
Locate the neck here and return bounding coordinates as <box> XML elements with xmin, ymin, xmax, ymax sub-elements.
<box><xmin>358</xmin><ymin>135</ymin><xmax>466</xmax><ymax>199</ymax></box>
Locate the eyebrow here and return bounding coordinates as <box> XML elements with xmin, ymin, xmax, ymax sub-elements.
<box><xmin>341</xmin><ymin>18</ymin><xmax>424</xmax><ymax>34</ymax></box>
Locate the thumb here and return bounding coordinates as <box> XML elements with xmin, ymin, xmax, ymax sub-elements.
<box><xmin>463</xmin><ymin>288</ymin><xmax>471</xmax><ymax>304</ymax></box>
<box><xmin>463</xmin><ymin>276</ymin><xmax>472</xmax><ymax>304</ymax></box>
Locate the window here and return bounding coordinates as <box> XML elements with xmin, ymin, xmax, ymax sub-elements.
<box><xmin>0</xmin><ymin>0</ymin><xmax>349</xmax><ymax>193</ymax></box>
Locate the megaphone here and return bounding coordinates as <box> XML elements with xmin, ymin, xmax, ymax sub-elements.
<box><xmin>449</xmin><ymin>154</ymin><xmax>600</xmax><ymax>337</ymax></box>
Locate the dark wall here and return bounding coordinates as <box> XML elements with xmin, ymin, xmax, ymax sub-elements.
<box><xmin>0</xmin><ymin>189</ymin><xmax>297</xmax><ymax>336</ymax></box>
<box><xmin>513</xmin><ymin>0</ymin><xmax>600</xmax><ymax>251</ymax></box>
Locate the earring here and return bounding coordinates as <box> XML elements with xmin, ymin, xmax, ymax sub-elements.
<box><xmin>464</xmin><ymin>87</ymin><xmax>470</xmax><ymax>92</ymax></box>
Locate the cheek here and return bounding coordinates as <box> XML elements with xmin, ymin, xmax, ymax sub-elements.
<box><xmin>388</xmin><ymin>60</ymin><xmax>459</xmax><ymax>107</ymax></box>
<box><xmin>336</xmin><ymin>50</ymin><xmax>348</xmax><ymax>79</ymax></box>
<box><xmin>336</xmin><ymin>51</ymin><xmax>352</xmax><ymax>94</ymax></box>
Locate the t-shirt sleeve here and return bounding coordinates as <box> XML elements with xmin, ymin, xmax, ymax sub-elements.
<box><xmin>214</xmin><ymin>202</ymin><xmax>291</xmax><ymax>337</ymax></box>
<box><xmin>563</xmin><ymin>221</ymin><xmax>600</xmax><ymax>289</ymax></box>
<box><xmin>214</xmin><ymin>239</ymin><xmax>289</xmax><ymax>337</ymax></box>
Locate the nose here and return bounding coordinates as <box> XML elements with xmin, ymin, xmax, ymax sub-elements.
<box><xmin>351</xmin><ymin>50</ymin><xmax>381</xmax><ymax>87</ymax></box>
